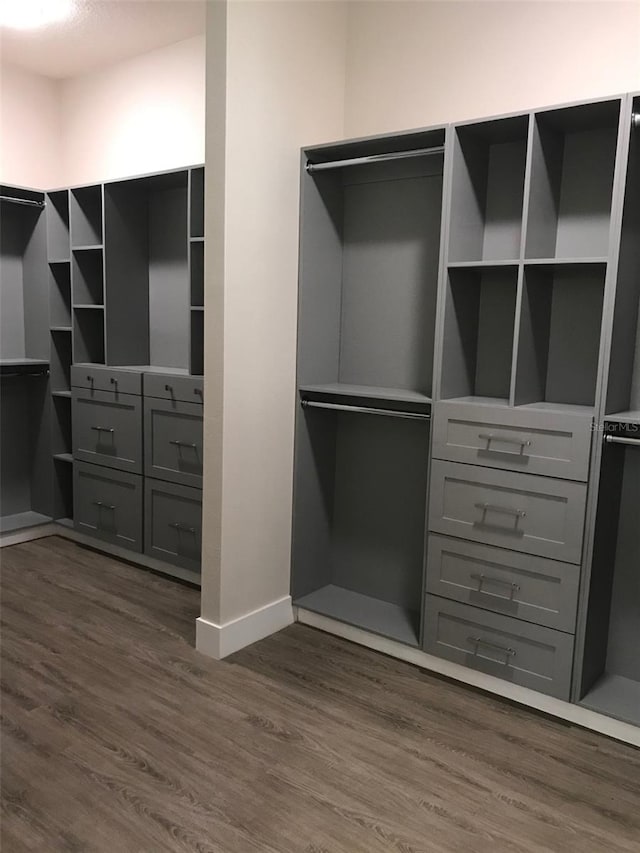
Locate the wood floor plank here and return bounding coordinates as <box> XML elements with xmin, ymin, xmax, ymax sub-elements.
<box><xmin>1</xmin><ymin>536</ymin><xmax>638</xmax><ymax>852</ymax></box>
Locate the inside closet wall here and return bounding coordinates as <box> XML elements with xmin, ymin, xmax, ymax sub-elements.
<box><xmin>198</xmin><ymin>0</ymin><xmax>640</xmax><ymax>656</ymax></box>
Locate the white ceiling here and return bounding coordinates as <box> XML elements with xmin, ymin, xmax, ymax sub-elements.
<box><xmin>0</xmin><ymin>0</ymin><xmax>206</xmax><ymax>79</ymax></box>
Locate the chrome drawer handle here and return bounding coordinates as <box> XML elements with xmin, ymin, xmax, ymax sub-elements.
<box><xmin>169</xmin><ymin>440</ymin><xmax>197</xmax><ymax>449</ymax></box>
<box><xmin>475</xmin><ymin>502</ymin><xmax>526</xmax><ymax>519</ymax></box>
<box><xmin>468</xmin><ymin>636</ymin><xmax>516</xmax><ymax>659</ymax></box>
<box><xmin>91</xmin><ymin>426</ymin><xmax>115</xmax><ymax>433</ymax></box>
<box><xmin>479</xmin><ymin>432</ymin><xmax>531</xmax><ymax>455</ymax></box>
<box><xmin>93</xmin><ymin>501</ymin><xmax>116</xmax><ymax>510</ymax></box>
<box><xmin>169</xmin><ymin>522</ymin><xmax>196</xmax><ymax>534</ymax></box>
<box><xmin>470</xmin><ymin>572</ymin><xmax>520</xmax><ymax>600</ymax></box>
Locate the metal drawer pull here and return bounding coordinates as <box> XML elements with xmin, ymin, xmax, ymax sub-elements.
<box><xmin>93</xmin><ymin>501</ymin><xmax>116</xmax><ymax>510</ymax></box>
<box><xmin>468</xmin><ymin>636</ymin><xmax>516</xmax><ymax>659</ymax></box>
<box><xmin>470</xmin><ymin>572</ymin><xmax>520</xmax><ymax>598</ymax></box>
<box><xmin>110</xmin><ymin>377</ymin><xmax>118</xmax><ymax>387</ymax></box>
<box><xmin>475</xmin><ymin>502</ymin><xmax>526</xmax><ymax>519</ymax></box>
<box><xmin>91</xmin><ymin>426</ymin><xmax>115</xmax><ymax>433</ymax></box>
<box><xmin>169</xmin><ymin>522</ymin><xmax>196</xmax><ymax>534</ymax></box>
<box><xmin>479</xmin><ymin>432</ymin><xmax>531</xmax><ymax>454</ymax></box>
<box><xmin>169</xmin><ymin>440</ymin><xmax>197</xmax><ymax>449</ymax></box>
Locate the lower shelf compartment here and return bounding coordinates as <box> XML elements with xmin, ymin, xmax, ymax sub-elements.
<box><xmin>295</xmin><ymin>584</ymin><xmax>420</xmax><ymax>647</ymax></box>
<box><xmin>581</xmin><ymin>674</ymin><xmax>640</xmax><ymax>728</ymax></box>
<box><xmin>0</xmin><ymin>511</ymin><xmax>52</xmax><ymax>534</ymax></box>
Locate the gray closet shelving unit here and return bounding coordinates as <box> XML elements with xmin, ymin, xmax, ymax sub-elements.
<box><xmin>292</xmin><ymin>93</ymin><xmax>639</xmax><ymax>729</ymax></box>
<box><xmin>0</xmin><ymin>185</ymin><xmax>52</xmax><ymax>534</ymax></box>
<box><xmin>0</xmin><ymin>166</ymin><xmax>206</xmax><ymax>584</ymax></box>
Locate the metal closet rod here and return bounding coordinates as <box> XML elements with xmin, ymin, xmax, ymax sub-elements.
<box><xmin>306</xmin><ymin>145</ymin><xmax>445</xmax><ymax>174</ymax></box>
<box><xmin>605</xmin><ymin>434</ymin><xmax>640</xmax><ymax>447</ymax></box>
<box><xmin>0</xmin><ymin>195</ymin><xmax>45</xmax><ymax>208</ymax></box>
<box><xmin>301</xmin><ymin>399</ymin><xmax>430</xmax><ymax>421</ymax></box>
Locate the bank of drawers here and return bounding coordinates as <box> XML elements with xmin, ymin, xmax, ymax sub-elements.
<box><xmin>72</xmin><ymin>366</ymin><xmax>202</xmax><ymax>573</ymax></box>
<box><xmin>425</xmin><ymin>401</ymin><xmax>593</xmax><ymax>698</ymax></box>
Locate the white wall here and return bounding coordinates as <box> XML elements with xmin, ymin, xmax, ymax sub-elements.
<box><xmin>344</xmin><ymin>1</ymin><xmax>640</xmax><ymax>137</ymax></box>
<box><xmin>59</xmin><ymin>34</ymin><xmax>205</xmax><ymax>186</ymax></box>
<box><xmin>198</xmin><ymin>0</ymin><xmax>347</xmax><ymax>648</ymax></box>
<box><xmin>0</xmin><ymin>64</ymin><xmax>62</xmax><ymax>188</ymax></box>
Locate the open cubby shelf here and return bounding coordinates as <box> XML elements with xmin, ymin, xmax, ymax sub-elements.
<box><xmin>73</xmin><ymin>307</ymin><xmax>105</xmax><ymax>365</ymax></box>
<box><xmin>190</xmin><ymin>309</ymin><xmax>204</xmax><ymax>376</ymax></box>
<box><xmin>72</xmin><ymin>247</ymin><xmax>104</xmax><ymax>306</ymax></box>
<box><xmin>515</xmin><ymin>262</ymin><xmax>605</xmax><ymax>408</ymax></box>
<box><xmin>190</xmin><ymin>240</ymin><xmax>204</xmax><ymax>307</ymax></box>
<box><xmin>50</xmin><ymin>326</ymin><xmax>72</xmax><ymax>393</ymax></box>
<box><xmin>46</xmin><ymin>190</ymin><xmax>70</xmax><ymax>261</ymax></box>
<box><xmin>448</xmin><ymin>116</ymin><xmax>528</xmax><ymax>263</ymax></box>
<box><xmin>440</xmin><ymin>265</ymin><xmax>518</xmax><ymax>401</ymax></box>
<box><xmin>525</xmin><ymin>100</ymin><xmax>620</xmax><ymax>261</ymax></box>
<box><xmin>190</xmin><ymin>167</ymin><xmax>205</xmax><ymax>238</ymax></box>
<box><xmin>70</xmin><ymin>185</ymin><xmax>102</xmax><ymax>248</ymax></box>
<box><xmin>292</xmin><ymin>405</ymin><xmax>429</xmax><ymax>648</ymax></box>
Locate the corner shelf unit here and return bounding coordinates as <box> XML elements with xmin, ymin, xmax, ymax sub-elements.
<box><xmin>292</xmin><ymin>93</ymin><xmax>640</xmax><ymax>737</ymax></box>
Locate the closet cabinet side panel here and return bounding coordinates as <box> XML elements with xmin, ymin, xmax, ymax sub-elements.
<box><xmin>291</xmin><ymin>410</ymin><xmax>337</xmax><ymax>599</ymax></box>
<box><xmin>149</xmin><ymin>186</ymin><xmax>189</xmax><ymax>369</ymax></box>
<box><xmin>605</xmin><ymin>450</ymin><xmax>640</xmax><ymax>682</ymax></box>
<box><xmin>103</xmin><ymin>186</ymin><xmax>150</xmax><ymax>365</ymax></box>
<box><xmin>0</xmin><ymin>214</ymin><xmax>26</xmax><ymax>359</ymax></box>
<box><xmin>296</xmin><ymin>166</ymin><xmax>344</xmax><ymax>386</ymax></box>
<box><xmin>28</xmin><ymin>378</ymin><xmax>53</xmax><ymax>516</ymax></box>
<box><xmin>23</xmin><ymin>213</ymin><xmax>49</xmax><ymax>360</ymax></box>
<box><xmin>0</xmin><ymin>382</ymin><xmax>31</xmax><ymax>514</ymax></box>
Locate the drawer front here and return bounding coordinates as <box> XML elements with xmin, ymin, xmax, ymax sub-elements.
<box><xmin>73</xmin><ymin>461</ymin><xmax>142</xmax><ymax>552</ymax></box>
<box><xmin>144</xmin><ymin>397</ymin><xmax>203</xmax><ymax>487</ymax></box>
<box><xmin>424</xmin><ymin>595</ymin><xmax>573</xmax><ymax>699</ymax></box>
<box><xmin>426</xmin><ymin>535</ymin><xmax>580</xmax><ymax>632</ymax></box>
<box><xmin>428</xmin><ymin>460</ymin><xmax>587</xmax><ymax>564</ymax></box>
<box><xmin>71</xmin><ymin>365</ymin><xmax>142</xmax><ymax>396</ymax></box>
<box><xmin>144</xmin><ymin>478</ymin><xmax>202</xmax><ymax>572</ymax></box>
<box><xmin>432</xmin><ymin>402</ymin><xmax>592</xmax><ymax>481</ymax></box>
<box><xmin>72</xmin><ymin>389</ymin><xmax>142</xmax><ymax>474</ymax></box>
<box><xmin>143</xmin><ymin>373</ymin><xmax>203</xmax><ymax>404</ymax></box>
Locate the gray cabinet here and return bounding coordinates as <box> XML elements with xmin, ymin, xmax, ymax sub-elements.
<box><xmin>144</xmin><ymin>478</ymin><xmax>202</xmax><ymax>573</ymax></box>
<box><xmin>426</xmin><ymin>535</ymin><xmax>580</xmax><ymax>633</ymax></box>
<box><xmin>143</xmin><ymin>396</ymin><xmax>203</xmax><ymax>487</ymax></box>
<box><xmin>72</xmin><ymin>387</ymin><xmax>142</xmax><ymax>474</ymax></box>
<box><xmin>428</xmin><ymin>460</ymin><xmax>587</xmax><ymax>564</ymax></box>
<box><xmin>424</xmin><ymin>595</ymin><xmax>574</xmax><ymax>700</ymax></box>
<box><xmin>73</xmin><ymin>461</ymin><xmax>142</xmax><ymax>552</ymax></box>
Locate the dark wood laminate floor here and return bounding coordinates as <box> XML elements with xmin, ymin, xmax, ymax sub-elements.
<box><xmin>1</xmin><ymin>537</ymin><xmax>639</xmax><ymax>853</ymax></box>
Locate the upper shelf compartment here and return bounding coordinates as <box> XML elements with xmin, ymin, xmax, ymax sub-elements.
<box><xmin>525</xmin><ymin>99</ymin><xmax>621</xmax><ymax>261</ymax></box>
<box><xmin>70</xmin><ymin>185</ymin><xmax>103</xmax><ymax>248</ymax></box>
<box><xmin>448</xmin><ymin>115</ymin><xmax>528</xmax><ymax>264</ymax></box>
<box><xmin>298</xmin><ymin>128</ymin><xmax>445</xmax><ymax>401</ymax></box>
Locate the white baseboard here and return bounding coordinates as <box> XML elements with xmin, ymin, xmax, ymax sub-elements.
<box><xmin>0</xmin><ymin>524</ymin><xmax>58</xmax><ymax>549</ymax></box>
<box><xmin>196</xmin><ymin>595</ymin><xmax>294</xmax><ymax>659</ymax></box>
<box><xmin>296</xmin><ymin>607</ymin><xmax>640</xmax><ymax>749</ymax></box>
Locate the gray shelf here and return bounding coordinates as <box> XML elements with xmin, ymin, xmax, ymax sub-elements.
<box><xmin>300</xmin><ymin>383</ymin><xmax>431</xmax><ymax>412</ymax></box>
<box><xmin>581</xmin><ymin>674</ymin><xmax>640</xmax><ymax>728</ymax></box>
<box><xmin>70</xmin><ymin>185</ymin><xmax>102</xmax><ymax>248</ymax></box>
<box><xmin>52</xmin><ymin>390</ymin><xmax>72</xmax><ymax>399</ymax></box>
<box><xmin>0</xmin><ymin>358</ymin><xmax>49</xmax><ymax>375</ymax></box>
<box><xmin>0</xmin><ymin>511</ymin><xmax>52</xmax><ymax>534</ymax></box>
<box><xmin>53</xmin><ymin>453</ymin><xmax>73</xmax><ymax>464</ymax></box>
<box><xmin>295</xmin><ymin>585</ymin><xmax>420</xmax><ymax>647</ymax></box>
<box><xmin>604</xmin><ymin>410</ymin><xmax>640</xmax><ymax>425</ymax></box>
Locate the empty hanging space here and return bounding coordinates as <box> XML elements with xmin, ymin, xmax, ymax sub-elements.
<box><xmin>297</xmin><ymin>130</ymin><xmax>444</xmax><ymax>408</ymax></box>
<box><xmin>49</xmin><ymin>262</ymin><xmax>71</xmax><ymax>327</ymax></box>
<box><xmin>72</xmin><ymin>248</ymin><xmax>104</xmax><ymax>306</ymax></box>
<box><xmin>525</xmin><ymin>100</ymin><xmax>621</xmax><ymax>261</ymax></box>
<box><xmin>46</xmin><ymin>190</ymin><xmax>70</xmax><ymax>260</ymax></box>
<box><xmin>580</xmin><ymin>431</ymin><xmax>640</xmax><ymax>726</ymax></box>
<box><xmin>447</xmin><ymin>115</ymin><xmax>528</xmax><ymax>263</ymax></box>
<box><xmin>70</xmin><ymin>185</ymin><xmax>103</xmax><ymax>248</ymax></box>
<box><xmin>292</xmin><ymin>407</ymin><xmax>430</xmax><ymax>646</ymax></box>
<box><xmin>440</xmin><ymin>265</ymin><xmax>518</xmax><ymax>404</ymax></box>
<box><xmin>103</xmin><ymin>170</ymin><xmax>189</xmax><ymax>370</ymax></box>
<box><xmin>603</xmin><ymin>96</ymin><xmax>640</xmax><ymax>427</ymax></box>
<box><xmin>514</xmin><ymin>263</ymin><xmax>606</xmax><ymax>411</ymax></box>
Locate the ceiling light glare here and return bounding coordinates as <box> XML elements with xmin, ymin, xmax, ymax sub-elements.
<box><xmin>0</xmin><ymin>0</ymin><xmax>74</xmax><ymax>30</ymax></box>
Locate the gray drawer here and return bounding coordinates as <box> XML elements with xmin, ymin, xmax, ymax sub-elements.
<box><xmin>144</xmin><ymin>478</ymin><xmax>202</xmax><ymax>572</ymax></box>
<box><xmin>144</xmin><ymin>397</ymin><xmax>203</xmax><ymax>487</ymax></box>
<box><xmin>432</xmin><ymin>401</ymin><xmax>592</xmax><ymax>481</ymax></box>
<box><xmin>144</xmin><ymin>373</ymin><xmax>203</xmax><ymax>404</ymax></box>
<box><xmin>73</xmin><ymin>461</ymin><xmax>142</xmax><ymax>552</ymax></box>
<box><xmin>428</xmin><ymin>460</ymin><xmax>587</xmax><ymax>564</ymax></box>
<box><xmin>424</xmin><ymin>595</ymin><xmax>573</xmax><ymax>699</ymax></box>
<box><xmin>71</xmin><ymin>364</ymin><xmax>142</xmax><ymax>396</ymax></box>
<box><xmin>426</xmin><ymin>535</ymin><xmax>580</xmax><ymax>632</ymax></box>
<box><xmin>72</xmin><ymin>388</ymin><xmax>142</xmax><ymax>474</ymax></box>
